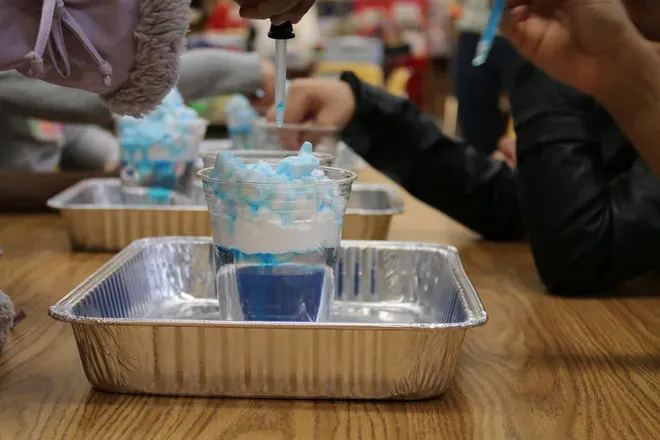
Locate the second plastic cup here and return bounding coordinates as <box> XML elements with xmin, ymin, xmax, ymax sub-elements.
<box><xmin>199</xmin><ymin>166</ymin><xmax>357</xmax><ymax>322</ymax></box>
<box><xmin>117</xmin><ymin>118</ymin><xmax>208</xmax><ymax>195</ymax></box>
<box><xmin>251</xmin><ymin>118</ymin><xmax>339</xmax><ymax>156</ymax></box>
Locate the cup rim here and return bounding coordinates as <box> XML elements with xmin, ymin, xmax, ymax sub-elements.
<box><xmin>197</xmin><ymin>166</ymin><xmax>357</xmax><ymax>187</ymax></box>
<box><xmin>115</xmin><ymin>116</ymin><xmax>210</xmax><ymax>128</ymax></box>
<box><xmin>199</xmin><ymin>149</ymin><xmax>335</xmax><ymax>162</ymax></box>
<box><xmin>251</xmin><ymin>117</ymin><xmax>338</xmax><ymax>133</ymax></box>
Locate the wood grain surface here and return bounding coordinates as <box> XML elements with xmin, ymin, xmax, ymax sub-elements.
<box><xmin>1</xmin><ymin>168</ymin><xmax>659</xmax><ymax>440</ymax></box>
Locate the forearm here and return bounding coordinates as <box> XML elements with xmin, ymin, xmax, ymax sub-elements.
<box><xmin>177</xmin><ymin>49</ymin><xmax>264</xmax><ymax>102</ymax></box>
<box><xmin>340</xmin><ymin>72</ymin><xmax>524</xmax><ymax>241</ymax></box>
<box><xmin>512</xmin><ymin>63</ymin><xmax>659</xmax><ymax>294</ymax></box>
<box><xmin>517</xmin><ymin>137</ymin><xmax>660</xmax><ymax>294</ymax></box>
<box><xmin>60</xmin><ymin>125</ymin><xmax>120</xmax><ymax>171</ymax></box>
<box><xmin>339</xmin><ymin>72</ymin><xmax>431</xmax><ymax>186</ymax></box>
<box><xmin>0</xmin><ymin>72</ymin><xmax>113</xmax><ymax>124</ymax></box>
<box><xmin>0</xmin><ymin>49</ymin><xmax>265</xmax><ymax>122</ymax></box>
<box><xmin>596</xmin><ymin>39</ymin><xmax>660</xmax><ymax>176</ymax></box>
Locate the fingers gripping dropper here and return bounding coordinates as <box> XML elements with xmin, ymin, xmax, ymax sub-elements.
<box><xmin>268</xmin><ymin>21</ymin><xmax>295</xmax><ymax>127</ymax></box>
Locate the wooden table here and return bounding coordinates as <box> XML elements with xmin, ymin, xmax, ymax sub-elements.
<box><xmin>1</xmin><ymin>168</ymin><xmax>659</xmax><ymax>439</ymax></box>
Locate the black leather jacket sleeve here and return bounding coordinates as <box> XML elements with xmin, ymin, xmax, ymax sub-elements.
<box><xmin>339</xmin><ymin>70</ymin><xmax>660</xmax><ymax>295</ymax></box>
<box><xmin>511</xmin><ymin>64</ymin><xmax>660</xmax><ymax>295</ymax></box>
<box><xmin>339</xmin><ymin>72</ymin><xmax>526</xmax><ymax>242</ymax></box>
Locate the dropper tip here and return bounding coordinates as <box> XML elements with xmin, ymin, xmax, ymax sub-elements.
<box><xmin>275</xmin><ymin>102</ymin><xmax>285</xmax><ymax>128</ymax></box>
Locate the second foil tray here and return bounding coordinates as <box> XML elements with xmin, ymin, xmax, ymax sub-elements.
<box><xmin>47</xmin><ymin>179</ymin><xmax>404</xmax><ymax>251</ymax></box>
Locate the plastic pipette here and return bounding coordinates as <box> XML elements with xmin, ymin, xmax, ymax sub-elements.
<box><xmin>472</xmin><ymin>0</ymin><xmax>506</xmax><ymax>66</ymax></box>
<box><xmin>268</xmin><ymin>22</ymin><xmax>295</xmax><ymax>127</ymax></box>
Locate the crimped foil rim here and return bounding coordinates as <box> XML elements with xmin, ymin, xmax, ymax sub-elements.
<box><xmin>48</xmin><ymin>237</ymin><xmax>487</xmax><ymax>330</ymax></box>
<box><xmin>46</xmin><ymin>179</ymin><xmax>405</xmax><ymax>215</ymax></box>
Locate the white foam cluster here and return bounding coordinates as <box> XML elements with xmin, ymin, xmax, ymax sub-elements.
<box><xmin>205</xmin><ymin>143</ymin><xmax>346</xmax><ymax>254</ymax></box>
<box><xmin>117</xmin><ymin>88</ymin><xmax>205</xmax><ymax>162</ymax></box>
<box><xmin>211</xmin><ymin>208</ymin><xmax>341</xmax><ymax>255</ymax></box>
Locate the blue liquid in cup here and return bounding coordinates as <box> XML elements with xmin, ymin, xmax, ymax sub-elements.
<box><xmin>214</xmin><ymin>246</ymin><xmax>336</xmax><ymax>322</ymax></box>
<box><xmin>235</xmin><ymin>265</ymin><xmax>325</xmax><ymax>321</ymax></box>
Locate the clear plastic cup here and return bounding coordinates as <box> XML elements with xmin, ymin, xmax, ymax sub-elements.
<box><xmin>199</xmin><ymin>166</ymin><xmax>357</xmax><ymax>322</ymax></box>
<box><xmin>224</xmin><ymin>95</ymin><xmax>265</xmax><ymax>150</ymax></box>
<box><xmin>227</xmin><ymin>120</ymin><xmax>268</xmax><ymax>150</ymax></box>
<box><xmin>199</xmin><ymin>149</ymin><xmax>335</xmax><ymax>169</ymax></box>
<box><xmin>117</xmin><ymin>118</ymin><xmax>208</xmax><ymax>195</ymax></box>
<box><xmin>251</xmin><ymin>118</ymin><xmax>340</xmax><ymax>156</ymax></box>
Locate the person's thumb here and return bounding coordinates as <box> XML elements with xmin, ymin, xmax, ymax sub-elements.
<box><xmin>264</xmin><ymin>80</ymin><xmax>348</xmax><ymax>149</ymax></box>
<box><xmin>282</xmin><ymin>82</ymin><xmax>316</xmax><ymax>126</ymax></box>
<box><xmin>308</xmin><ymin>81</ymin><xmax>356</xmax><ymax>130</ymax></box>
<box><xmin>312</xmin><ymin>103</ymin><xmax>344</xmax><ymax>129</ymax></box>
<box><xmin>264</xmin><ymin>81</ymin><xmax>319</xmax><ymax>150</ymax></box>
<box><xmin>265</xmin><ymin>81</ymin><xmax>315</xmax><ymax>125</ymax></box>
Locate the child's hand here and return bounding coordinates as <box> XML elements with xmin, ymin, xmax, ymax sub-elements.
<box><xmin>501</xmin><ymin>0</ymin><xmax>653</xmax><ymax>97</ymax></box>
<box><xmin>265</xmin><ymin>78</ymin><xmax>356</xmax><ymax>148</ymax></box>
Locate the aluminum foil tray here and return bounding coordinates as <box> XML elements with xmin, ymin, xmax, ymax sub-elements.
<box><xmin>49</xmin><ymin>237</ymin><xmax>487</xmax><ymax>400</ymax></box>
<box><xmin>342</xmin><ymin>183</ymin><xmax>403</xmax><ymax>240</ymax></box>
<box><xmin>46</xmin><ymin>179</ymin><xmax>208</xmax><ymax>251</ymax></box>
<box><xmin>47</xmin><ymin>179</ymin><xmax>404</xmax><ymax>251</ymax></box>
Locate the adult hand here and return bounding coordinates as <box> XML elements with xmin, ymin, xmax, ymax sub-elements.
<box><xmin>500</xmin><ymin>0</ymin><xmax>651</xmax><ymax>96</ymax></box>
<box><xmin>234</xmin><ymin>0</ymin><xmax>316</xmax><ymax>25</ymax></box>
<box><xmin>265</xmin><ymin>78</ymin><xmax>356</xmax><ymax>149</ymax></box>
<box><xmin>502</xmin><ymin>1</ymin><xmax>660</xmax><ymax>176</ymax></box>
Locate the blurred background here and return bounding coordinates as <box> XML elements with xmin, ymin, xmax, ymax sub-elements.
<box><xmin>188</xmin><ymin>0</ymin><xmax>456</xmax><ymax>135</ymax></box>
<box><xmin>2</xmin><ymin>0</ymin><xmax>516</xmax><ymax>211</ymax></box>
